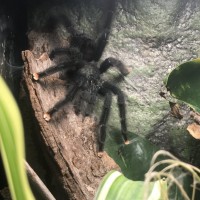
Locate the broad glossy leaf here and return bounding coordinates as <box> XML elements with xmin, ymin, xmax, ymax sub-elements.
<box><xmin>105</xmin><ymin>130</ymin><xmax>159</xmax><ymax>180</ymax></box>
<box><xmin>104</xmin><ymin>130</ymin><xmax>194</xmax><ymax>199</ymax></box>
<box><xmin>166</xmin><ymin>58</ymin><xmax>200</xmax><ymax>112</ymax></box>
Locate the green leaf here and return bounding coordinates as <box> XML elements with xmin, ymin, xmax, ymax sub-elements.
<box><xmin>105</xmin><ymin>130</ymin><xmax>159</xmax><ymax>180</ymax></box>
<box><xmin>95</xmin><ymin>170</ymin><xmax>167</xmax><ymax>200</ymax></box>
<box><xmin>0</xmin><ymin>76</ymin><xmax>35</xmax><ymax>200</ymax></box>
<box><xmin>165</xmin><ymin>58</ymin><xmax>200</xmax><ymax>112</ymax></box>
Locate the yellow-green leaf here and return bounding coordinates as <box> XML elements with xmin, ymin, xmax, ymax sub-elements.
<box><xmin>95</xmin><ymin>170</ymin><xmax>167</xmax><ymax>200</ymax></box>
<box><xmin>0</xmin><ymin>76</ymin><xmax>35</xmax><ymax>200</ymax></box>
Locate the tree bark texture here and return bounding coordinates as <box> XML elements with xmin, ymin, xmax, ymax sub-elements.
<box><xmin>22</xmin><ymin>38</ymin><xmax>119</xmax><ymax>199</ymax></box>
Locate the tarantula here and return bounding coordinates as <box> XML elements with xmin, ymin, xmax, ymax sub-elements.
<box><xmin>33</xmin><ymin>35</ymin><xmax>130</xmax><ymax>152</ymax></box>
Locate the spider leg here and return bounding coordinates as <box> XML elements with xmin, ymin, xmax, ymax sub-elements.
<box><xmin>50</xmin><ymin>48</ymin><xmax>72</xmax><ymax>59</ymax></box>
<box><xmin>94</xmin><ymin>0</ymin><xmax>117</xmax><ymax>61</ymax></box>
<box><xmin>74</xmin><ymin>91</ymin><xmax>97</xmax><ymax>116</ymax></box>
<box><xmin>99</xmin><ymin>57</ymin><xmax>130</xmax><ymax>76</ymax></box>
<box><xmin>44</xmin><ymin>84</ymin><xmax>79</xmax><ymax>121</ymax></box>
<box><xmin>103</xmin><ymin>82</ymin><xmax>129</xmax><ymax>144</ymax></box>
<box><xmin>85</xmin><ymin>95</ymin><xmax>97</xmax><ymax>116</ymax></box>
<box><xmin>33</xmin><ymin>62</ymin><xmax>72</xmax><ymax>80</ymax></box>
<box><xmin>93</xmin><ymin>29</ymin><xmax>109</xmax><ymax>61</ymax></box>
<box><xmin>49</xmin><ymin>47</ymin><xmax>82</xmax><ymax>60</ymax></box>
<box><xmin>73</xmin><ymin>91</ymin><xmax>88</xmax><ymax>115</ymax></box>
<box><xmin>98</xmin><ymin>90</ymin><xmax>112</xmax><ymax>152</ymax></box>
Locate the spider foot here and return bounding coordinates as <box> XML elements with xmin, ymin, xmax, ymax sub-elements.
<box><xmin>97</xmin><ymin>151</ymin><xmax>104</xmax><ymax>157</ymax></box>
<box><xmin>124</xmin><ymin>140</ymin><xmax>130</xmax><ymax>145</ymax></box>
<box><xmin>32</xmin><ymin>73</ymin><xmax>39</xmax><ymax>81</ymax></box>
<box><xmin>124</xmin><ymin>65</ymin><xmax>132</xmax><ymax>75</ymax></box>
<box><xmin>44</xmin><ymin>113</ymin><xmax>51</xmax><ymax>121</ymax></box>
<box><xmin>97</xmin><ymin>141</ymin><xmax>105</xmax><ymax>155</ymax></box>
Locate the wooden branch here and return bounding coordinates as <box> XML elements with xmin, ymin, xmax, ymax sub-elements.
<box><xmin>22</xmin><ymin>50</ymin><xmax>119</xmax><ymax>199</ymax></box>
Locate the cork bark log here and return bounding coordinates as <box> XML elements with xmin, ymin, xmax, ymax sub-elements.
<box><xmin>22</xmin><ymin>49</ymin><xmax>119</xmax><ymax>199</ymax></box>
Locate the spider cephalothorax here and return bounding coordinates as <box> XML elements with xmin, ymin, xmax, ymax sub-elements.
<box><xmin>33</xmin><ymin>38</ymin><xmax>130</xmax><ymax>152</ymax></box>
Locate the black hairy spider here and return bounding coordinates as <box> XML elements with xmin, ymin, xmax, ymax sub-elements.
<box><xmin>33</xmin><ymin>35</ymin><xmax>130</xmax><ymax>152</ymax></box>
